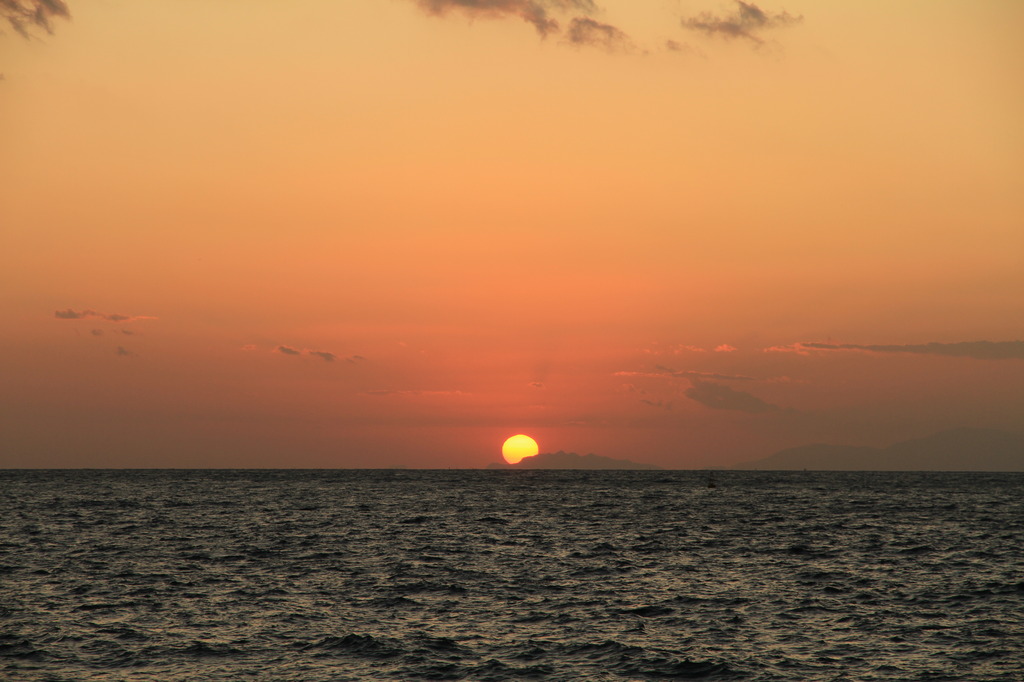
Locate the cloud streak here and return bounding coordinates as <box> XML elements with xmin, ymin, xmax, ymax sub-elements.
<box><xmin>681</xmin><ymin>1</ymin><xmax>801</xmax><ymax>45</ymax></box>
<box><xmin>2</xmin><ymin>0</ymin><xmax>69</xmax><ymax>39</ymax></box>
<box><xmin>614</xmin><ymin>367</ymin><xmax>755</xmax><ymax>382</ymax></box>
<box><xmin>364</xmin><ymin>389</ymin><xmax>470</xmax><ymax>398</ymax></box>
<box><xmin>55</xmin><ymin>308</ymin><xmax>157</xmax><ymax>322</ymax></box>
<box><xmin>663</xmin><ymin>368</ymin><xmax>756</xmax><ymax>382</ymax></box>
<box><xmin>768</xmin><ymin>340</ymin><xmax>1024</xmax><ymax>361</ymax></box>
<box><xmin>274</xmin><ymin>345</ymin><xmax>364</xmax><ymax>363</ymax></box>
<box><xmin>642</xmin><ymin>344</ymin><xmax>708</xmax><ymax>355</ymax></box>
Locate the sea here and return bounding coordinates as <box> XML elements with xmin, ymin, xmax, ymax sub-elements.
<box><xmin>1</xmin><ymin>470</ymin><xmax>1022</xmax><ymax>681</ymax></box>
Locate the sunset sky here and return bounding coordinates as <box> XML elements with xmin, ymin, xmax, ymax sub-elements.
<box><xmin>2</xmin><ymin>0</ymin><xmax>1022</xmax><ymax>468</ymax></box>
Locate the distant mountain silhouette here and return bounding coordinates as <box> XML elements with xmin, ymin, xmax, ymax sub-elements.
<box><xmin>735</xmin><ymin>428</ymin><xmax>1024</xmax><ymax>471</ymax></box>
<box><xmin>487</xmin><ymin>451</ymin><xmax>662</xmax><ymax>470</ymax></box>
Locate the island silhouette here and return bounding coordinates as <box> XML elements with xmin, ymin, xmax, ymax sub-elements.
<box><xmin>735</xmin><ymin>428</ymin><xmax>1024</xmax><ymax>471</ymax></box>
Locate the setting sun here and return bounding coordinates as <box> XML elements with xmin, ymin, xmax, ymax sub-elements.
<box><xmin>502</xmin><ymin>435</ymin><xmax>539</xmax><ymax>465</ymax></box>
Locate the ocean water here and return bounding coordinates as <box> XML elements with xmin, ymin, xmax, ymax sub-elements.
<box><xmin>1</xmin><ymin>470</ymin><xmax>1022</xmax><ymax>681</ymax></box>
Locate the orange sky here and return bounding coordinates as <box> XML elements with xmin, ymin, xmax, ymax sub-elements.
<box><xmin>2</xmin><ymin>0</ymin><xmax>1022</xmax><ymax>468</ymax></box>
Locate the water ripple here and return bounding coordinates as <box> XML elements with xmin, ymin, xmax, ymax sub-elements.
<box><xmin>1</xmin><ymin>470</ymin><xmax>1022</xmax><ymax>680</ymax></box>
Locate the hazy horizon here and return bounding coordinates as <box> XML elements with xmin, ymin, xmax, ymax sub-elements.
<box><xmin>3</xmin><ymin>426</ymin><xmax>1022</xmax><ymax>471</ymax></box>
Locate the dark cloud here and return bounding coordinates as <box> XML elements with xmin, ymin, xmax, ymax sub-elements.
<box><xmin>90</xmin><ymin>329</ymin><xmax>104</xmax><ymax>336</ymax></box>
<box><xmin>115</xmin><ymin>346</ymin><xmax>133</xmax><ymax>357</ymax></box>
<box><xmin>54</xmin><ymin>308</ymin><xmax>156</xmax><ymax>322</ymax></box>
<box><xmin>529</xmin><ymin>381</ymin><xmax>545</xmax><ymax>388</ymax></box>
<box><xmin>347</xmin><ymin>355</ymin><xmax>366</xmax><ymax>363</ymax></box>
<box><xmin>307</xmin><ymin>350</ymin><xmax>336</xmax><ymax>362</ymax></box>
<box><xmin>640</xmin><ymin>398</ymin><xmax>672</xmax><ymax>410</ymax></box>
<box><xmin>681</xmin><ymin>1</ymin><xmax>801</xmax><ymax>45</ymax></box>
<box><xmin>782</xmin><ymin>340</ymin><xmax>1024</xmax><ymax>361</ymax></box>
<box><xmin>2</xmin><ymin>0</ymin><xmax>70</xmax><ymax>39</ymax></box>
<box><xmin>565</xmin><ymin>16</ymin><xmax>632</xmax><ymax>51</ymax></box>
<box><xmin>684</xmin><ymin>380</ymin><xmax>780</xmax><ymax>413</ymax></box>
<box><xmin>414</xmin><ymin>0</ymin><xmax>597</xmax><ymax>37</ymax></box>
<box><xmin>276</xmin><ymin>345</ymin><xmax>301</xmax><ymax>356</ymax></box>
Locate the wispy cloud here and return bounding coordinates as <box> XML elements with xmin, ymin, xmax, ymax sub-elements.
<box><xmin>273</xmin><ymin>345</ymin><xmax>364</xmax><ymax>363</ymax></box>
<box><xmin>413</xmin><ymin>0</ymin><xmax>596</xmax><ymax>37</ymax></box>
<box><xmin>2</xmin><ymin>0</ymin><xmax>70</xmax><ymax>39</ymax></box>
<box><xmin>565</xmin><ymin>16</ymin><xmax>632</xmax><ymax>51</ymax></box>
<box><xmin>768</xmin><ymin>340</ymin><xmax>1024</xmax><ymax>361</ymax></box>
<box><xmin>413</xmin><ymin>0</ymin><xmax>799</xmax><ymax>55</ymax></box>
<box><xmin>55</xmin><ymin>308</ymin><xmax>157</xmax><ymax>322</ymax></box>
<box><xmin>681</xmin><ymin>1</ymin><xmax>801</xmax><ymax>46</ymax></box>
<box><xmin>664</xmin><ymin>39</ymin><xmax>700</xmax><ymax>56</ymax></box>
<box><xmin>675</xmin><ymin>369</ymin><xmax>754</xmax><ymax>381</ymax></box>
<box><xmin>410</xmin><ymin>0</ymin><xmax>639</xmax><ymax>51</ymax></box>
<box><xmin>115</xmin><ymin>346</ymin><xmax>134</xmax><ymax>358</ymax></box>
<box><xmin>684</xmin><ymin>379</ymin><xmax>780</xmax><ymax>413</ymax></box>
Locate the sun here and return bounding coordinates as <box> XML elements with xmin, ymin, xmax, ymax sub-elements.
<box><xmin>502</xmin><ymin>434</ymin><xmax>539</xmax><ymax>464</ymax></box>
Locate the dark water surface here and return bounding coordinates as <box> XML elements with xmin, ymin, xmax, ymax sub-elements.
<box><xmin>2</xmin><ymin>470</ymin><xmax>1022</xmax><ymax>680</ymax></box>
